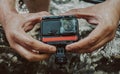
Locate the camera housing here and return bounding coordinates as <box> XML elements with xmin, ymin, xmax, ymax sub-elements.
<box><xmin>39</xmin><ymin>15</ymin><xmax>79</xmax><ymax>65</ymax></box>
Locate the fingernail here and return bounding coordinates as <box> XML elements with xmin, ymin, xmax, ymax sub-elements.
<box><xmin>66</xmin><ymin>45</ymin><xmax>72</xmax><ymax>51</ymax></box>
<box><xmin>49</xmin><ymin>46</ymin><xmax>56</xmax><ymax>52</ymax></box>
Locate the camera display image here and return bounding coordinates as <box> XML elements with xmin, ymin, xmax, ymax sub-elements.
<box><xmin>41</xmin><ymin>18</ymin><xmax>77</xmax><ymax>36</ymax></box>
<box><xmin>42</xmin><ymin>20</ymin><xmax>61</xmax><ymax>36</ymax></box>
<box><xmin>60</xmin><ymin>18</ymin><xmax>76</xmax><ymax>34</ymax></box>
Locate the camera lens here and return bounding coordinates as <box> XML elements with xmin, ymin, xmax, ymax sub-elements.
<box><xmin>60</xmin><ymin>19</ymin><xmax>76</xmax><ymax>34</ymax></box>
<box><xmin>63</xmin><ymin>21</ymin><xmax>73</xmax><ymax>31</ymax></box>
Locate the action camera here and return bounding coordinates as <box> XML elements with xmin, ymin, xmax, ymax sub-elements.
<box><xmin>39</xmin><ymin>15</ymin><xmax>79</xmax><ymax>65</ymax></box>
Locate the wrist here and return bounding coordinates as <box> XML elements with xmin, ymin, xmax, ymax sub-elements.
<box><xmin>0</xmin><ymin>12</ymin><xmax>18</xmax><ymax>27</ymax></box>
<box><xmin>0</xmin><ymin>0</ymin><xmax>17</xmax><ymax>25</ymax></box>
<box><xmin>106</xmin><ymin>0</ymin><xmax>120</xmax><ymax>19</ymax></box>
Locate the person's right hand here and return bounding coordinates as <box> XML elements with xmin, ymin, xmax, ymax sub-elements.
<box><xmin>2</xmin><ymin>11</ymin><xmax>56</xmax><ymax>61</ymax></box>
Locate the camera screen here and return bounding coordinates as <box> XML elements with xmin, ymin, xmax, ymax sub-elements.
<box><xmin>41</xmin><ymin>17</ymin><xmax>78</xmax><ymax>36</ymax></box>
<box><xmin>42</xmin><ymin>20</ymin><xmax>61</xmax><ymax>36</ymax></box>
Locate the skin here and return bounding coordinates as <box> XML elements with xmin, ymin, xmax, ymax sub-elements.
<box><xmin>0</xmin><ymin>0</ymin><xmax>56</xmax><ymax>62</ymax></box>
<box><xmin>62</xmin><ymin>0</ymin><xmax>120</xmax><ymax>53</ymax></box>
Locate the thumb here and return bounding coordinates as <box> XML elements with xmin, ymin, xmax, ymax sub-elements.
<box><xmin>23</xmin><ymin>12</ymin><xmax>51</xmax><ymax>31</ymax></box>
<box><xmin>61</xmin><ymin>8</ymin><xmax>99</xmax><ymax>25</ymax></box>
<box><xmin>61</xmin><ymin>8</ymin><xmax>94</xmax><ymax>18</ymax></box>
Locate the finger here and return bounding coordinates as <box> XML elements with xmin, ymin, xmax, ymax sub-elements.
<box><xmin>13</xmin><ymin>30</ymin><xmax>56</xmax><ymax>53</ymax></box>
<box><xmin>23</xmin><ymin>12</ymin><xmax>51</xmax><ymax>31</ymax></box>
<box><xmin>66</xmin><ymin>23</ymin><xmax>111</xmax><ymax>52</ymax></box>
<box><xmin>81</xmin><ymin>33</ymin><xmax>114</xmax><ymax>53</ymax></box>
<box><xmin>61</xmin><ymin>8</ymin><xmax>99</xmax><ymax>26</ymax></box>
<box><xmin>24</xmin><ymin>24</ymin><xmax>34</xmax><ymax>32</ymax></box>
<box><xmin>13</xmin><ymin>44</ymin><xmax>51</xmax><ymax>61</ymax></box>
<box><xmin>23</xmin><ymin>21</ymin><xmax>37</xmax><ymax>32</ymax></box>
<box><xmin>61</xmin><ymin>8</ymin><xmax>96</xmax><ymax>19</ymax></box>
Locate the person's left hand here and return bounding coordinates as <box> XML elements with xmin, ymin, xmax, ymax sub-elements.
<box><xmin>61</xmin><ymin>1</ymin><xmax>120</xmax><ymax>53</ymax></box>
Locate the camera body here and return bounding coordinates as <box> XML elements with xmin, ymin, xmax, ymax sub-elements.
<box><xmin>39</xmin><ymin>15</ymin><xmax>79</xmax><ymax>65</ymax></box>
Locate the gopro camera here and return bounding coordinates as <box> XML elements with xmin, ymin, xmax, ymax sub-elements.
<box><xmin>39</xmin><ymin>15</ymin><xmax>79</xmax><ymax>65</ymax></box>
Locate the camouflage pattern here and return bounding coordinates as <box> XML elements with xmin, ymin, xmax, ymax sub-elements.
<box><xmin>0</xmin><ymin>0</ymin><xmax>120</xmax><ymax>74</ymax></box>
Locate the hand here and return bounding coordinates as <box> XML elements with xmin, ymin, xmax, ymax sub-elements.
<box><xmin>2</xmin><ymin>11</ymin><xmax>56</xmax><ymax>61</ymax></box>
<box><xmin>62</xmin><ymin>1</ymin><xmax>120</xmax><ymax>53</ymax></box>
